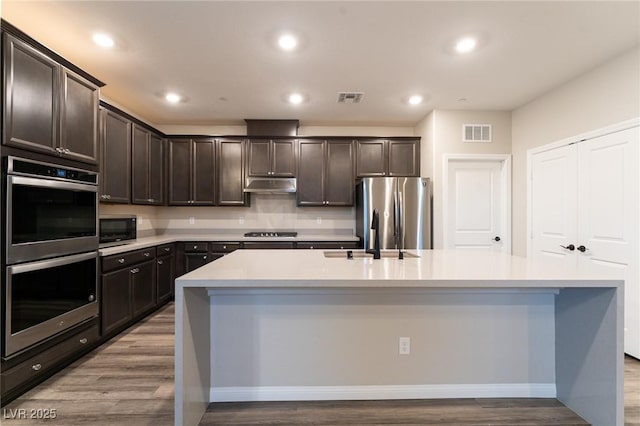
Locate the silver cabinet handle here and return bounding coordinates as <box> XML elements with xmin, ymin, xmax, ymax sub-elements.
<box><xmin>32</xmin><ymin>363</ymin><xmax>42</xmax><ymax>371</ymax></box>
<box><xmin>193</xmin><ymin>245</ymin><xmax>198</xmax><ymax>249</ymax></box>
<box><xmin>223</xmin><ymin>245</ymin><xmax>227</xmax><ymax>249</ymax></box>
<box><xmin>79</xmin><ymin>338</ymin><xmax>88</xmax><ymax>344</ymax></box>
<box><xmin>130</xmin><ymin>268</ymin><xmax>139</xmax><ymax>274</ymax></box>
<box><xmin>64</xmin><ymin>148</ymin><xmax>71</xmax><ymax>154</ymax></box>
<box><xmin>118</xmin><ymin>258</ymin><xmax>125</xmax><ymax>264</ymax></box>
<box><xmin>203</xmin><ymin>256</ymin><xmax>207</xmax><ymax>260</ymax></box>
<box><xmin>158</xmin><ymin>260</ymin><xmax>163</xmax><ymax>265</ymax></box>
<box><xmin>106</xmin><ymin>195</ymin><xmax>111</xmax><ymax>200</ymax></box>
<box><xmin>143</xmin><ymin>252</ymin><xmax>150</xmax><ymax>257</ymax></box>
<box><xmin>164</xmin><ymin>248</ymin><xmax>170</xmax><ymax>252</ymax></box>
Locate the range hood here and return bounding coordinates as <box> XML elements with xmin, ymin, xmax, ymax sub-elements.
<box><xmin>243</xmin><ymin>177</ymin><xmax>297</xmax><ymax>194</ymax></box>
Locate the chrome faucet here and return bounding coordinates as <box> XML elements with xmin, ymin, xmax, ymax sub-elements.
<box><xmin>366</xmin><ymin>209</ymin><xmax>381</xmax><ymax>259</ymax></box>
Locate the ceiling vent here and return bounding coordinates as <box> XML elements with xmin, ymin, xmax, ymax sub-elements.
<box><xmin>337</xmin><ymin>92</ymin><xmax>364</xmax><ymax>104</ymax></box>
<box><xmin>463</xmin><ymin>124</ymin><xmax>492</xmax><ymax>143</ymax></box>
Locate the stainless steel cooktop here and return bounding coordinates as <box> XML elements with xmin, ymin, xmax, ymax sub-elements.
<box><xmin>243</xmin><ymin>231</ymin><xmax>298</xmax><ymax>238</ymax></box>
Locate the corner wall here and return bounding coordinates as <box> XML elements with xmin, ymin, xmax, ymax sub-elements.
<box><xmin>511</xmin><ymin>48</ymin><xmax>640</xmax><ymax>256</ymax></box>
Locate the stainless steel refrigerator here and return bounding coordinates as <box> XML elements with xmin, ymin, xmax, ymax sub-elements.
<box><xmin>356</xmin><ymin>177</ymin><xmax>432</xmax><ymax>250</ymax></box>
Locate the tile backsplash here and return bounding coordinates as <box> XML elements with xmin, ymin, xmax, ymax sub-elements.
<box><xmin>99</xmin><ymin>194</ymin><xmax>355</xmax><ymax>236</ymax></box>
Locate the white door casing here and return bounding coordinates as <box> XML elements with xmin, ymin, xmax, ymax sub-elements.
<box><xmin>528</xmin><ymin>121</ymin><xmax>640</xmax><ymax>358</ymax></box>
<box><xmin>443</xmin><ymin>155</ymin><xmax>511</xmax><ymax>253</ymax></box>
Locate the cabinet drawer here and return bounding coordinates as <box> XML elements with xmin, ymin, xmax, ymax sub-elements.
<box><xmin>297</xmin><ymin>241</ymin><xmax>360</xmax><ymax>250</ymax></box>
<box><xmin>102</xmin><ymin>247</ymin><xmax>156</xmax><ymax>273</ymax></box>
<box><xmin>184</xmin><ymin>242</ymin><xmax>209</xmax><ymax>253</ymax></box>
<box><xmin>210</xmin><ymin>242</ymin><xmax>241</xmax><ymax>253</ymax></box>
<box><xmin>1</xmin><ymin>324</ymin><xmax>99</xmax><ymax>395</ymax></box>
<box><xmin>157</xmin><ymin>243</ymin><xmax>174</xmax><ymax>256</ymax></box>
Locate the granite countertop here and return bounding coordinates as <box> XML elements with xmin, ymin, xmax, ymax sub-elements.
<box><xmin>98</xmin><ymin>233</ymin><xmax>360</xmax><ymax>256</ymax></box>
<box><xmin>175</xmin><ymin>249</ymin><xmax>624</xmax><ymax>289</ymax></box>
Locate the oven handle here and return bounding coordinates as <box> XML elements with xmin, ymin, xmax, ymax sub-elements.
<box><xmin>8</xmin><ymin>175</ymin><xmax>98</xmax><ymax>193</ymax></box>
<box><xmin>8</xmin><ymin>251</ymin><xmax>98</xmax><ymax>275</ymax></box>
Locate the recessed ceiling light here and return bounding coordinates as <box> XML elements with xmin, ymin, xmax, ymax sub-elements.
<box><xmin>165</xmin><ymin>93</ymin><xmax>182</xmax><ymax>104</ymax></box>
<box><xmin>408</xmin><ymin>95</ymin><xmax>423</xmax><ymax>105</ymax></box>
<box><xmin>288</xmin><ymin>93</ymin><xmax>304</xmax><ymax>104</ymax></box>
<box><xmin>278</xmin><ymin>33</ymin><xmax>298</xmax><ymax>51</ymax></box>
<box><xmin>455</xmin><ymin>37</ymin><xmax>477</xmax><ymax>54</ymax></box>
<box><xmin>92</xmin><ymin>33</ymin><xmax>114</xmax><ymax>48</ymax></box>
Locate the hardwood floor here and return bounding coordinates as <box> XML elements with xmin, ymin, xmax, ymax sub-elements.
<box><xmin>3</xmin><ymin>301</ymin><xmax>640</xmax><ymax>425</ymax></box>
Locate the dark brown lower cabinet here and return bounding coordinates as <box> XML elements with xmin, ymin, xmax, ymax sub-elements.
<box><xmin>131</xmin><ymin>260</ymin><xmax>156</xmax><ymax>317</ymax></box>
<box><xmin>100</xmin><ymin>247</ymin><xmax>158</xmax><ymax>336</ymax></box>
<box><xmin>156</xmin><ymin>254</ymin><xmax>175</xmax><ymax>305</ymax></box>
<box><xmin>296</xmin><ymin>241</ymin><xmax>360</xmax><ymax>250</ymax></box>
<box><xmin>184</xmin><ymin>252</ymin><xmax>214</xmax><ymax>273</ymax></box>
<box><xmin>101</xmin><ymin>268</ymin><xmax>133</xmax><ymax>335</ymax></box>
<box><xmin>0</xmin><ymin>320</ymin><xmax>99</xmax><ymax>404</ymax></box>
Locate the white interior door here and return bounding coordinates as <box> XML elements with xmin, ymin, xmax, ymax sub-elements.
<box><xmin>530</xmin><ymin>145</ymin><xmax>578</xmax><ymax>264</ymax></box>
<box><xmin>446</xmin><ymin>159</ymin><xmax>508</xmax><ymax>252</ymax></box>
<box><xmin>529</xmin><ymin>125</ymin><xmax>640</xmax><ymax>358</ymax></box>
<box><xmin>577</xmin><ymin>127</ymin><xmax>639</xmax><ymax>357</ymax></box>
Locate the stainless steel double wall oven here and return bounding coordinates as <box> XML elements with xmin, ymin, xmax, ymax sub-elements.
<box><xmin>3</xmin><ymin>156</ymin><xmax>99</xmax><ymax>358</ymax></box>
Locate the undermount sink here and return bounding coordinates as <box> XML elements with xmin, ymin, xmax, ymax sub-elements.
<box><xmin>323</xmin><ymin>249</ymin><xmax>420</xmax><ymax>259</ymax></box>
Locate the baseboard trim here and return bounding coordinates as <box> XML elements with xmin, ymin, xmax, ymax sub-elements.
<box><xmin>210</xmin><ymin>383</ymin><xmax>557</xmax><ymax>402</ymax></box>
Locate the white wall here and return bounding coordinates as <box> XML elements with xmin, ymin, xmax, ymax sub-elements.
<box><xmin>414</xmin><ymin>110</ymin><xmax>512</xmax><ymax>249</ymax></box>
<box><xmin>511</xmin><ymin>47</ymin><xmax>640</xmax><ymax>256</ymax></box>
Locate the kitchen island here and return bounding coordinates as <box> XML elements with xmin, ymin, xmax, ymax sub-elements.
<box><xmin>175</xmin><ymin>249</ymin><xmax>624</xmax><ymax>426</ymax></box>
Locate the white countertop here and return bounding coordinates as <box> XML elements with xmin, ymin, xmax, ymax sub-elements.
<box><xmin>176</xmin><ymin>249</ymin><xmax>624</xmax><ymax>288</ymax></box>
<box><xmin>98</xmin><ymin>233</ymin><xmax>359</xmax><ymax>256</ymax></box>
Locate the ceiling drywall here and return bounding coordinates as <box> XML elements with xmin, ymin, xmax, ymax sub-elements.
<box><xmin>2</xmin><ymin>1</ymin><xmax>639</xmax><ymax>127</ymax></box>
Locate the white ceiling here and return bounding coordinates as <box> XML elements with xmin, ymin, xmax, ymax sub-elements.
<box><xmin>2</xmin><ymin>1</ymin><xmax>639</xmax><ymax>127</ymax></box>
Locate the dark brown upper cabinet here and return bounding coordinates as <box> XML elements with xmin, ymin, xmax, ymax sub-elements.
<box><xmin>217</xmin><ymin>138</ymin><xmax>248</xmax><ymax>206</ymax></box>
<box><xmin>355</xmin><ymin>138</ymin><xmax>420</xmax><ymax>177</ymax></box>
<box><xmin>2</xmin><ymin>34</ymin><xmax>99</xmax><ymax>164</ymax></box>
<box><xmin>100</xmin><ymin>108</ymin><xmax>131</xmax><ymax>203</ymax></box>
<box><xmin>168</xmin><ymin>138</ymin><xmax>216</xmax><ymax>205</ymax></box>
<box><xmin>297</xmin><ymin>139</ymin><xmax>354</xmax><ymax>206</ymax></box>
<box><xmin>132</xmin><ymin>124</ymin><xmax>164</xmax><ymax>205</ymax></box>
<box><xmin>247</xmin><ymin>138</ymin><xmax>296</xmax><ymax>177</ymax></box>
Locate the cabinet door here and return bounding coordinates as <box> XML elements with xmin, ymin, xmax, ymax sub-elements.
<box><xmin>60</xmin><ymin>69</ymin><xmax>99</xmax><ymax>164</ymax></box>
<box><xmin>247</xmin><ymin>139</ymin><xmax>271</xmax><ymax>176</ymax></box>
<box><xmin>168</xmin><ymin>139</ymin><xmax>192</xmax><ymax>205</ymax></box>
<box><xmin>272</xmin><ymin>139</ymin><xmax>296</xmax><ymax>176</ymax></box>
<box><xmin>217</xmin><ymin>138</ymin><xmax>247</xmax><ymax>206</ymax></box>
<box><xmin>100</xmin><ymin>108</ymin><xmax>131</xmax><ymax>203</ymax></box>
<box><xmin>132</xmin><ymin>125</ymin><xmax>150</xmax><ymax>204</ymax></box>
<box><xmin>156</xmin><ymin>254</ymin><xmax>174</xmax><ymax>304</ymax></box>
<box><xmin>3</xmin><ymin>34</ymin><xmax>59</xmax><ymax>154</ymax></box>
<box><xmin>148</xmin><ymin>134</ymin><xmax>164</xmax><ymax>204</ymax></box>
<box><xmin>297</xmin><ymin>140</ymin><xmax>325</xmax><ymax>206</ymax></box>
<box><xmin>356</xmin><ymin>139</ymin><xmax>386</xmax><ymax>177</ymax></box>
<box><xmin>193</xmin><ymin>139</ymin><xmax>216</xmax><ymax>205</ymax></box>
<box><xmin>131</xmin><ymin>259</ymin><xmax>156</xmax><ymax>317</ymax></box>
<box><xmin>325</xmin><ymin>140</ymin><xmax>354</xmax><ymax>205</ymax></box>
<box><xmin>388</xmin><ymin>139</ymin><xmax>419</xmax><ymax>176</ymax></box>
<box><xmin>184</xmin><ymin>253</ymin><xmax>212</xmax><ymax>273</ymax></box>
<box><xmin>101</xmin><ymin>268</ymin><xmax>132</xmax><ymax>335</ymax></box>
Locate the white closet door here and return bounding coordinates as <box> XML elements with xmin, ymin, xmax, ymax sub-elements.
<box><xmin>577</xmin><ymin>127</ymin><xmax>639</xmax><ymax>356</ymax></box>
<box><xmin>447</xmin><ymin>160</ymin><xmax>506</xmax><ymax>251</ymax></box>
<box><xmin>530</xmin><ymin>145</ymin><xmax>578</xmax><ymax>264</ymax></box>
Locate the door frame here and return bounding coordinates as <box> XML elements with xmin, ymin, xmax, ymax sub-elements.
<box><xmin>526</xmin><ymin>117</ymin><xmax>640</xmax><ymax>256</ymax></box>
<box><xmin>442</xmin><ymin>154</ymin><xmax>512</xmax><ymax>253</ymax></box>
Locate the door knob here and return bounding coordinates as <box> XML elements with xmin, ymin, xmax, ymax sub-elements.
<box><xmin>560</xmin><ymin>244</ymin><xmax>575</xmax><ymax>251</ymax></box>
<box><xmin>493</xmin><ymin>236</ymin><xmax>501</xmax><ymax>242</ymax></box>
<box><xmin>577</xmin><ymin>245</ymin><xmax>588</xmax><ymax>253</ymax></box>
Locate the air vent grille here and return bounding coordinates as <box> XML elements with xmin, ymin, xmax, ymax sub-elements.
<box><xmin>463</xmin><ymin>124</ymin><xmax>492</xmax><ymax>143</ymax></box>
<box><xmin>337</xmin><ymin>92</ymin><xmax>364</xmax><ymax>104</ymax></box>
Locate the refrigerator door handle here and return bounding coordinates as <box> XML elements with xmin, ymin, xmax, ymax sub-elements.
<box><xmin>393</xmin><ymin>191</ymin><xmax>398</xmax><ymax>247</ymax></box>
<box><xmin>398</xmin><ymin>191</ymin><xmax>404</xmax><ymax>250</ymax></box>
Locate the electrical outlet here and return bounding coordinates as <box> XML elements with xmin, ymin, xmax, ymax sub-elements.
<box><xmin>399</xmin><ymin>337</ymin><xmax>410</xmax><ymax>355</ymax></box>
<box><xmin>239</xmin><ymin>216</ymin><xmax>245</xmax><ymax>225</ymax></box>
<box><xmin>189</xmin><ymin>216</ymin><xmax>195</xmax><ymax>225</ymax></box>
<box><xmin>316</xmin><ymin>217</ymin><xmax>322</xmax><ymax>224</ymax></box>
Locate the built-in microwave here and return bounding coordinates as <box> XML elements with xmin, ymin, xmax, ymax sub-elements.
<box><xmin>99</xmin><ymin>215</ymin><xmax>137</xmax><ymax>246</ymax></box>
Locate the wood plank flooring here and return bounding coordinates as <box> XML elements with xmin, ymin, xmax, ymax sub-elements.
<box><xmin>2</xmin><ymin>301</ymin><xmax>639</xmax><ymax>425</ymax></box>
